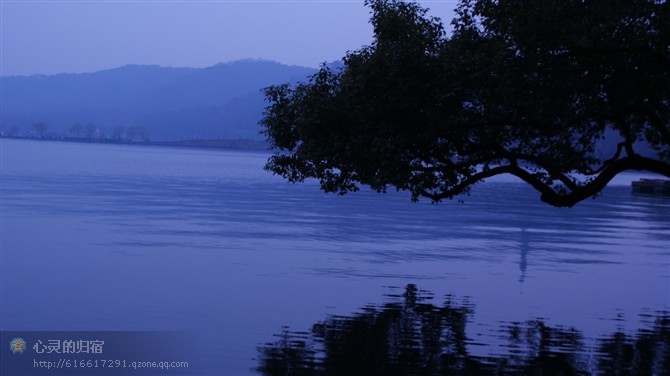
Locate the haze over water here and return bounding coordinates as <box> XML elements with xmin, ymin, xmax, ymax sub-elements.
<box><xmin>1</xmin><ymin>138</ymin><xmax>668</xmax><ymax>374</ymax></box>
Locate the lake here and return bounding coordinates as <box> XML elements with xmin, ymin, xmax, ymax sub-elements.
<box><xmin>1</xmin><ymin>138</ymin><xmax>668</xmax><ymax>374</ymax></box>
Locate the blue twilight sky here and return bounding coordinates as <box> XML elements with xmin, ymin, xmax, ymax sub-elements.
<box><xmin>1</xmin><ymin>0</ymin><xmax>458</xmax><ymax>77</ymax></box>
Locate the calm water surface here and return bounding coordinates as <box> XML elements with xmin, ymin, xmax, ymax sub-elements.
<box><xmin>1</xmin><ymin>139</ymin><xmax>668</xmax><ymax>374</ymax></box>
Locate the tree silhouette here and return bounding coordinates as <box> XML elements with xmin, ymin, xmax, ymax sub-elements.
<box><xmin>31</xmin><ymin>122</ymin><xmax>48</xmax><ymax>138</ymax></box>
<box><xmin>8</xmin><ymin>126</ymin><xmax>21</xmax><ymax>137</ymax></box>
<box><xmin>69</xmin><ymin>123</ymin><xmax>84</xmax><ymax>138</ymax></box>
<box><xmin>126</xmin><ymin>126</ymin><xmax>149</xmax><ymax>142</ymax></box>
<box><xmin>84</xmin><ymin>123</ymin><xmax>98</xmax><ymax>139</ymax></box>
<box><xmin>260</xmin><ymin>0</ymin><xmax>669</xmax><ymax>207</ymax></box>
<box><xmin>111</xmin><ymin>126</ymin><xmax>125</xmax><ymax>141</ymax></box>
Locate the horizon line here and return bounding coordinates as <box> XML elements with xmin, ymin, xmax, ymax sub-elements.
<box><xmin>0</xmin><ymin>57</ymin><xmax>337</xmax><ymax>78</ymax></box>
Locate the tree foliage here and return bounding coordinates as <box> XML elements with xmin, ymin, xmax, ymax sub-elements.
<box><xmin>260</xmin><ymin>0</ymin><xmax>670</xmax><ymax>207</ymax></box>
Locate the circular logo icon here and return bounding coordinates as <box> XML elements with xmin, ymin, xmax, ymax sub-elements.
<box><xmin>10</xmin><ymin>338</ymin><xmax>26</xmax><ymax>354</ymax></box>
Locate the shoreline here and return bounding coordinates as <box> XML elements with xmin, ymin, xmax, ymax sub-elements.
<box><xmin>0</xmin><ymin>136</ymin><xmax>270</xmax><ymax>152</ymax></box>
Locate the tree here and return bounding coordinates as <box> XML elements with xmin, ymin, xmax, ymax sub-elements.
<box><xmin>260</xmin><ymin>0</ymin><xmax>670</xmax><ymax>207</ymax></box>
<box><xmin>126</xmin><ymin>126</ymin><xmax>149</xmax><ymax>142</ymax></box>
<box><xmin>31</xmin><ymin>122</ymin><xmax>49</xmax><ymax>138</ymax></box>
<box><xmin>69</xmin><ymin>123</ymin><xmax>84</xmax><ymax>138</ymax></box>
<box><xmin>8</xmin><ymin>125</ymin><xmax>21</xmax><ymax>137</ymax></box>
<box><xmin>111</xmin><ymin>126</ymin><xmax>125</xmax><ymax>141</ymax></box>
<box><xmin>84</xmin><ymin>124</ymin><xmax>98</xmax><ymax>139</ymax></box>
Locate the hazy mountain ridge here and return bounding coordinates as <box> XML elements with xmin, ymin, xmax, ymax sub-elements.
<box><xmin>1</xmin><ymin>60</ymin><xmax>316</xmax><ymax>140</ymax></box>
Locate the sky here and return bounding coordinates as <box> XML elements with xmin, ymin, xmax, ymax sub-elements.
<box><xmin>1</xmin><ymin>0</ymin><xmax>458</xmax><ymax>77</ymax></box>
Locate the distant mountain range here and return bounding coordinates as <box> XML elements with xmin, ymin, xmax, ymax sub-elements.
<box><xmin>0</xmin><ymin>60</ymin><xmax>317</xmax><ymax>141</ymax></box>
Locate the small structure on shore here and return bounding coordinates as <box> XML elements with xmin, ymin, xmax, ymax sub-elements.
<box><xmin>631</xmin><ymin>178</ymin><xmax>670</xmax><ymax>195</ymax></box>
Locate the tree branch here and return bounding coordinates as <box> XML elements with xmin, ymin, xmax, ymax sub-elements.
<box><xmin>515</xmin><ymin>156</ymin><xmax>670</xmax><ymax>207</ymax></box>
<box><xmin>584</xmin><ymin>142</ymin><xmax>626</xmax><ymax>175</ymax></box>
<box><xmin>419</xmin><ymin>165</ymin><xmax>515</xmax><ymax>201</ymax></box>
<box><xmin>420</xmin><ymin>155</ymin><xmax>670</xmax><ymax>207</ymax></box>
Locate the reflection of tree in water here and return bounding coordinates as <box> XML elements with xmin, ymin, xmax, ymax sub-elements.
<box><xmin>257</xmin><ymin>285</ymin><xmax>669</xmax><ymax>375</ymax></box>
<box><xmin>595</xmin><ymin>314</ymin><xmax>670</xmax><ymax>375</ymax></box>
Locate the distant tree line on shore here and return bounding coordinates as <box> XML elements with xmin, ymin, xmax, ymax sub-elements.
<box><xmin>1</xmin><ymin>122</ymin><xmax>151</xmax><ymax>142</ymax></box>
<box><xmin>0</xmin><ymin>122</ymin><xmax>269</xmax><ymax>151</ymax></box>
